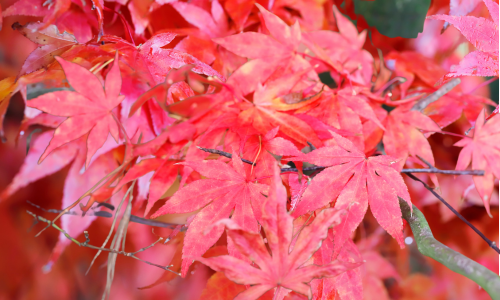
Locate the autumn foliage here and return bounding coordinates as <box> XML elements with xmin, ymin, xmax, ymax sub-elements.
<box><xmin>0</xmin><ymin>0</ymin><xmax>498</xmax><ymax>299</ymax></box>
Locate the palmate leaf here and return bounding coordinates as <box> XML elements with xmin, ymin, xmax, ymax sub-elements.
<box><xmin>383</xmin><ymin>104</ymin><xmax>442</xmax><ymax>171</ymax></box>
<box><xmin>151</xmin><ymin>151</ymin><xmax>268</xmax><ymax>276</ymax></box>
<box><xmin>291</xmin><ymin>132</ymin><xmax>412</xmax><ymax>254</ymax></box>
<box><xmin>197</xmin><ymin>163</ymin><xmax>362</xmax><ymax>300</ymax></box>
<box><xmin>12</xmin><ymin>22</ymin><xmax>78</xmax><ymax>77</ymax></box>
<box><xmin>27</xmin><ymin>52</ymin><xmax>125</xmax><ymax>168</ymax></box>
<box><xmin>428</xmin><ymin>0</ymin><xmax>499</xmax><ymax>77</ymax></box>
<box><xmin>455</xmin><ymin>109</ymin><xmax>500</xmax><ymax>216</ymax></box>
<box><xmin>139</xmin><ymin>33</ymin><xmax>224</xmax><ymax>85</ymax></box>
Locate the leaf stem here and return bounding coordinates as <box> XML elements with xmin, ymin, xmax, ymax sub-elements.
<box><xmin>430</xmin><ymin>130</ymin><xmax>470</xmax><ymax>139</ymax></box>
<box><xmin>465</xmin><ymin>76</ymin><xmax>498</xmax><ymax>95</ymax></box>
<box><xmin>102</xmin><ymin>7</ymin><xmax>135</xmax><ymax>45</ymax></box>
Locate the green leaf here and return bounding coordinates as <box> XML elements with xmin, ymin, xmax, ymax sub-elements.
<box><xmin>354</xmin><ymin>0</ymin><xmax>431</xmax><ymax>38</ymax></box>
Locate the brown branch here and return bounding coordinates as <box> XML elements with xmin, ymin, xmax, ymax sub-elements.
<box><xmin>27</xmin><ymin>211</ymin><xmax>181</xmax><ymax>276</ymax></box>
<box><xmin>34</xmin><ymin>163</ymin><xmax>126</xmax><ymax>237</ymax></box>
<box><xmin>27</xmin><ymin>201</ymin><xmax>179</xmax><ymax>229</ymax></box>
<box><xmin>196</xmin><ymin>147</ymin><xmax>485</xmax><ymax>176</ymax></box>
<box><xmin>405</xmin><ymin>172</ymin><xmax>500</xmax><ymax>254</ymax></box>
<box><xmin>412</xmin><ymin>78</ymin><xmax>461</xmax><ymax>111</ymax></box>
<box><xmin>401</xmin><ymin>169</ymin><xmax>484</xmax><ymax>175</ymax></box>
<box><xmin>102</xmin><ymin>183</ymin><xmax>135</xmax><ymax>300</ymax></box>
<box><xmin>196</xmin><ymin>146</ymin><xmax>255</xmax><ymax>165</ymax></box>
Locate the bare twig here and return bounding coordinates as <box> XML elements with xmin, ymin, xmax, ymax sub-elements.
<box><xmin>281</xmin><ymin>166</ymin><xmax>326</xmax><ymax>173</ymax></box>
<box><xmin>27</xmin><ymin>211</ymin><xmax>180</xmax><ymax>276</ymax></box>
<box><xmin>379</xmin><ymin>76</ymin><xmax>407</xmax><ymax>95</ymax></box>
<box><xmin>307</xmin><ymin>141</ymin><xmax>316</xmax><ymax>151</ymax></box>
<box><xmin>27</xmin><ymin>200</ymin><xmax>179</xmax><ymax>229</ymax></box>
<box><xmin>35</xmin><ymin>164</ymin><xmax>125</xmax><ymax>237</ymax></box>
<box><xmin>405</xmin><ymin>172</ymin><xmax>500</xmax><ymax>254</ymax></box>
<box><xmin>412</xmin><ymin>78</ymin><xmax>461</xmax><ymax>111</ymax></box>
<box><xmin>401</xmin><ymin>169</ymin><xmax>484</xmax><ymax>175</ymax></box>
<box><xmin>197</xmin><ymin>147</ymin><xmax>485</xmax><ymax>176</ymax></box>
<box><xmin>399</xmin><ymin>199</ymin><xmax>500</xmax><ymax>299</ymax></box>
<box><xmin>196</xmin><ymin>146</ymin><xmax>255</xmax><ymax>165</ymax></box>
<box><xmin>103</xmin><ymin>183</ymin><xmax>134</xmax><ymax>300</ymax></box>
<box><xmin>87</xmin><ymin>182</ymin><xmax>135</xmax><ymax>276</ymax></box>
<box><xmin>129</xmin><ymin>216</ymin><xmax>180</xmax><ymax>229</ymax></box>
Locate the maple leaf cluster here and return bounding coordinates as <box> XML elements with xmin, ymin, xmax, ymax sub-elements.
<box><xmin>0</xmin><ymin>0</ymin><xmax>498</xmax><ymax>299</ymax></box>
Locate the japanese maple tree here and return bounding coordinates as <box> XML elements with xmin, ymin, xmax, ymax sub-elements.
<box><xmin>0</xmin><ymin>0</ymin><xmax>498</xmax><ymax>299</ymax></box>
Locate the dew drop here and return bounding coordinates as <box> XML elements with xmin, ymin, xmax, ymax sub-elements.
<box><xmin>405</xmin><ymin>237</ymin><xmax>413</xmax><ymax>245</ymax></box>
<box><xmin>20</xmin><ymin>131</ymin><xmax>25</xmax><ymax>136</ymax></box>
<box><xmin>42</xmin><ymin>262</ymin><xmax>53</xmax><ymax>273</ymax></box>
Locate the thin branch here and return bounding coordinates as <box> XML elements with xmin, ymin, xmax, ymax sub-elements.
<box><xmin>307</xmin><ymin>141</ymin><xmax>317</xmax><ymax>151</ymax></box>
<box><xmin>88</xmin><ymin>182</ymin><xmax>135</xmax><ymax>276</ymax></box>
<box><xmin>412</xmin><ymin>78</ymin><xmax>461</xmax><ymax>111</ymax></box>
<box><xmin>103</xmin><ymin>183</ymin><xmax>134</xmax><ymax>300</ymax></box>
<box><xmin>378</xmin><ymin>76</ymin><xmax>407</xmax><ymax>95</ymax></box>
<box><xmin>401</xmin><ymin>169</ymin><xmax>484</xmax><ymax>176</ymax></box>
<box><xmin>405</xmin><ymin>173</ymin><xmax>500</xmax><ymax>254</ymax></box>
<box><xmin>465</xmin><ymin>76</ymin><xmax>498</xmax><ymax>95</ymax></box>
<box><xmin>196</xmin><ymin>146</ymin><xmax>255</xmax><ymax>165</ymax></box>
<box><xmin>35</xmin><ymin>163</ymin><xmax>126</xmax><ymax>237</ymax></box>
<box><xmin>281</xmin><ymin>166</ymin><xmax>325</xmax><ymax>173</ymax></box>
<box><xmin>416</xmin><ymin>155</ymin><xmax>433</xmax><ymax>168</ymax></box>
<box><xmin>196</xmin><ymin>147</ymin><xmax>485</xmax><ymax>176</ymax></box>
<box><xmin>27</xmin><ymin>201</ymin><xmax>180</xmax><ymax>229</ymax></box>
<box><xmin>399</xmin><ymin>198</ymin><xmax>500</xmax><ymax>299</ymax></box>
<box><xmin>26</xmin><ymin>211</ymin><xmax>181</xmax><ymax>275</ymax></box>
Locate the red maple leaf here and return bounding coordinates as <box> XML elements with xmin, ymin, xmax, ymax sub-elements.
<box><xmin>383</xmin><ymin>104</ymin><xmax>442</xmax><ymax>171</ymax></box>
<box><xmin>27</xmin><ymin>53</ymin><xmax>125</xmax><ymax>167</ymax></box>
<box><xmin>299</xmin><ymin>87</ymin><xmax>385</xmax><ymax>152</ymax></box>
<box><xmin>213</xmin><ymin>3</ymin><xmax>304</xmax><ymax>94</ymax></box>
<box><xmin>113</xmin><ymin>158</ymin><xmax>179</xmax><ymax>216</ymax></box>
<box><xmin>428</xmin><ymin>0</ymin><xmax>499</xmax><ymax>77</ymax></box>
<box><xmin>311</xmin><ymin>236</ymin><xmax>363</xmax><ymax>300</ymax></box>
<box><xmin>197</xmin><ymin>163</ymin><xmax>361</xmax><ymax>300</ymax></box>
<box><xmin>12</xmin><ymin>22</ymin><xmax>78</xmax><ymax>77</ymax></box>
<box><xmin>138</xmin><ymin>33</ymin><xmax>224</xmax><ymax>85</ymax></box>
<box><xmin>302</xmin><ymin>5</ymin><xmax>373</xmax><ymax>85</ymax></box>
<box><xmin>150</xmin><ymin>151</ymin><xmax>269</xmax><ymax>276</ymax></box>
<box><xmin>239</xmin><ymin>126</ymin><xmax>302</xmax><ymax>179</ymax></box>
<box><xmin>291</xmin><ymin>132</ymin><xmax>412</xmax><ymax>253</ymax></box>
<box><xmin>214</xmin><ymin>3</ymin><xmax>301</xmax><ymax>63</ymax></box>
<box><xmin>3</xmin><ymin>0</ymin><xmax>70</xmax><ymax>30</ymax></box>
<box><xmin>455</xmin><ymin>109</ymin><xmax>500</xmax><ymax>216</ymax></box>
<box><xmin>423</xmin><ymin>92</ymin><xmax>497</xmax><ymax>128</ymax></box>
